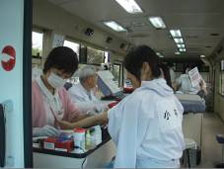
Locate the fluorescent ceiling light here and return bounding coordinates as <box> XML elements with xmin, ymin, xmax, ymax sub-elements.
<box><xmin>200</xmin><ymin>55</ymin><xmax>206</xmax><ymax>58</ymax></box>
<box><xmin>149</xmin><ymin>17</ymin><xmax>166</xmax><ymax>29</ymax></box>
<box><xmin>177</xmin><ymin>44</ymin><xmax>185</xmax><ymax>48</ymax></box>
<box><xmin>174</xmin><ymin>38</ymin><xmax>184</xmax><ymax>44</ymax></box>
<box><xmin>175</xmin><ymin>51</ymin><xmax>180</xmax><ymax>55</ymax></box>
<box><xmin>103</xmin><ymin>21</ymin><xmax>127</xmax><ymax>32</ymax></box>
<box><xmin>114</xmin><ymin>0</ymin><xmax>143</xmax><ymax>14</ymax></box>
<box><xmin>170</xmin><ymin>29</ymin><xmax>182</xmax><ymax>38</ymax></box>
<box><xmin>179</xmin><ymin>48</ymin><xmax>186</xmax><ymax>52</ymax></box>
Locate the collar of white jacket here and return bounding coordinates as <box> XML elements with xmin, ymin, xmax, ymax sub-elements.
<box><xmin>139</xmin><ymin>78</ymin><xmax>174</xmax><ymax>97</ymax></box>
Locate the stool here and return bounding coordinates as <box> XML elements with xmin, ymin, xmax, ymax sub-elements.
<box><xmin>184</xmin><ymin>138</ymin><xmax>197</xmax><ymax>168</ymax></box>
<box><xmin>215</xmin><ymin>134</ymin><xmax>224</xmax><ymax>168</ymax></box>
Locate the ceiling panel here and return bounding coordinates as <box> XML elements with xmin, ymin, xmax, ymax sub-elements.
<box><xmin>47</xmin><ymin>0</ymin><xmax>224</xmax><ymax>59</ymax></box>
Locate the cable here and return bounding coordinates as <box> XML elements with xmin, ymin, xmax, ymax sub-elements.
<box><xmin>81</xmin><ymin>157</ymin><xmax>87</xmax><ymax>169</ymax></box>
<box><xmin>74</xmin><ymin>146</ymin><xmax>87</xmax><ymax>168</ymax></box>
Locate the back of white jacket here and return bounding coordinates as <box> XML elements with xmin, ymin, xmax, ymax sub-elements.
<box><xmin>108</xmin><ymin>78</ymin><xmax>184</xmax><ymax>168</ymax></box>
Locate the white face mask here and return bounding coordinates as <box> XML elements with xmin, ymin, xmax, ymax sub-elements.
<box><xmin>47</xmin><ymin>72</ymin><xmax>67</xmax><ymax>89</ymax></box>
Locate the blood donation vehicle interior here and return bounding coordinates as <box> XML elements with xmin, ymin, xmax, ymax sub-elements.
<box><xmin>1</xmin><ymin>0</ymin><xmax>224</xmax><ymax>168</ymax></box>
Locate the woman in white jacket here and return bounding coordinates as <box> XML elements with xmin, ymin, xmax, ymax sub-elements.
<box><xmin>58</xmin><ymin>45</ymin><xmax>185</xmax><ymax>168</ymax></box>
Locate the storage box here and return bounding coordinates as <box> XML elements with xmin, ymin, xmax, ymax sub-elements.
<box><xmin>43</xmin><ymin>137</ymin><xmax>74</xmax><ymax>152</ymax></box>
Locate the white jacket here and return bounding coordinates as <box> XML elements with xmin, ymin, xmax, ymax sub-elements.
<box><xmin>108</xmin><ymin>78</ymin><xmax>184</xmax><ymax>168</ymax></box>
<box><xmin>68</xmin><ymin>83</ymin><xmax>107</xmax><ymax>114</ymax></box>
<box><xmin>176</xmin><ymin>74</ymin><xmax>200</xmax><ymax>94</ymax></box>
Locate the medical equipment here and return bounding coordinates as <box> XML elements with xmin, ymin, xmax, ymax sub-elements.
<box><xmin>85</xmin><ymin>130</ymin><xmax>92</xmax><ymax>149</ymax></box>
<box><xmin>43</xmin><ymin>134</ymin><xmax>74</xmax><ymax>152</ymax></box>
<box><xmin>73</xmin><ymin>128</ymin><xmax>86</xmax><ymax>153</ymax></box>
<box><xmin>97</xmin><ymin>70</ymin><xmax>122</xmax><ymax>97</ymax></box>
<box><xmin>90</xmin><ymin>126</ymin><xmax>102</xmax><ymax>146</ymax></box>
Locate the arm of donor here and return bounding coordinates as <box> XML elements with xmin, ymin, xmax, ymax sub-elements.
<box><xmin>71</xmin><ymin>113</ymin><xmax>91</xmax><ymax>122</ymax></box>
<box><xmin>58</xmin><ymin>111</ymin><xmax>108</xmax><ymax>129</ymax></box>
<box><xmin>33</xmin><ymin>125</ymin><xmax>60</xmax><ymax>137</ymax></box>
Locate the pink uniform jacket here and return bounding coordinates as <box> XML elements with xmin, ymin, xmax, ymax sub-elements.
<box><xmin>32</xmin><ymin>81</ymin><xmax>81</xmax><ymax>128</ymax></box>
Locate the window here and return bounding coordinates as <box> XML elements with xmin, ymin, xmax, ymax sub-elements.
<box><xmin>63</xmin><ymin>40</ymin><xmax>80</xmax><ymax>60</ymax></box>
<box><xmin>87</xmin><ymin>47</ymin><xmax>105</xmax><ymax>64</ymax></box>
<box><xmin>104</xmin><ymin>51</ymin><xmax>109</xmax><ymax>63</ymax></box>
<box><xmin>32</xmin><ymin>31</ymin><xmax>43</xmax><ymax>56</ymax></box>
<box><xmin>112</xmin><ymin>63</ymin><xmax>122</xmax><ymax>87</ymax></box>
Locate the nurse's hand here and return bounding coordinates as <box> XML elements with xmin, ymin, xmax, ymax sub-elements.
<box><xmin>99</xmin><ymin>111</ymin><xmax>108</xmax><ymax>124</ymax></box>
<box><xmin>33</xmin><ymin>125</ymin><xmax>60</xmax><ymax>137</ymax></box>
<box><xmin>58</xmin><ymin>111</ymin><xmax>109</xmax><ymax>129</ymax></box>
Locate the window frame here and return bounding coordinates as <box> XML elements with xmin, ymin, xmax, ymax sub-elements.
<box><xmin>219</xmin><ymin>60</ymin><xmax>224</xmax><ymax>96</ymax></box>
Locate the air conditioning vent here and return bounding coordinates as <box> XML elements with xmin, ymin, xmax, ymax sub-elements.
<box><xmin>186</xmin><ymin>35</ymin><xmax>199</xmax><ymax>39</ymax></box>
<box><xmin>130</xmin><ymin>33</ymin><xmax>150</xmax><ymax>38</ymax></box>
<box><xmin>130</xmin><ymin>22</ymin><xmax>147</xmax><ymax>28</ymax></box>
<box><xmin>106</xmin><ymin>37</ymin><xmax>113</xmax><ymax>43</ymax></box>
<box><xmin>84</xmin><ymin>28</ymin><xmax>94</xmax><ymax>36</ymax></box>
<box><xmin>210</xmin><ymin>33</ymin><xmax>220</xmax><ymax>37</ymax></box>
<box><xmin>187</xmin><ymin>47</ymin><xmax>202</xmax><ymax>53</ymax></box>
<box><xmin>205</xmin><ymin>46</ymin><xmax>212</xmax><ymax>48</ymax></box>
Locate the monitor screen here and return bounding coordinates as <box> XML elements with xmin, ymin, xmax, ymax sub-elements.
<box><xmin>97</xmin><ymin>76</ymin><xmax>112</xmax><ymax>96</ymax></box>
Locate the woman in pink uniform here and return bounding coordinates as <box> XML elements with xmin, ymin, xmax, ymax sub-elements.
<box><xmin>32</xmin><ymin>46</ymin><xmax>88</xmax><ymax>137</ymax></box>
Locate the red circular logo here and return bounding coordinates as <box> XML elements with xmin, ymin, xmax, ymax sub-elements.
<box><xmin>1</xmin><ymin>45</ymin><xmax>16</xmax><ymax>71</ymax></box>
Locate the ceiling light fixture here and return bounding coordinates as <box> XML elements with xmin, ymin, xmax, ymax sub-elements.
<box><xmin>175</xmin><ymin>51</ymin><xmax>181</xmax><ymax>55</ymax></box>
<box><xmin>179</xmin><ymin>48</ymin><xmax>186</xmax><ymax>52</ymax></box>
<box><xmin>170</xmin><ymin>29</ymin><xmax>182</xmax><ymax>38</ymax></box>
<box><xmin>148</xmin><ymin>17</ymin><xmax>166</xmax><ymax>29</ymax></box>
<box><xmin>177</xmin><ymin>44</ymin><xmax>185</xmax><ymax>48</ymax></box>
<box><xmin>174</xmin><ymin>38</ymin><xmax>184</xmax><ymax>44</ymax></box>
<box><xmin>114</xmin><ymin>0</ymin><xmax>143</xmax><ymax>14</ymax></box>
<box><xmin>103</xmin><ymin>21</ymin><xmax>127</xmax><ymax>32</ymax></box>
<box><xmin>200</xmin><ymin>55</ymin><xmax>206</xmax><ymax>58</ymax></box>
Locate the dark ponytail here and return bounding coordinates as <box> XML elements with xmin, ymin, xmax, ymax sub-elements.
<box><xmin>159</xmin><ymin>63</ymin><xmax>172</xmax><ymax>88</ymax></box>
<box><xmin>123</xmin><ymin>45</ymin><xmax>161</xmax><ymax>82</ymax></box>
